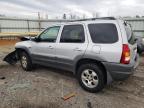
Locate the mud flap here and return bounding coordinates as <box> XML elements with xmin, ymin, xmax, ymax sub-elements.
<box><xmin>3</xmin><ymin>50</ymin><xmax>18</xmax><ymax>65</ymax></box>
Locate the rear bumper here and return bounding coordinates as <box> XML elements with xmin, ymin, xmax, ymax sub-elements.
<box><xmin>103</xmin><ymin>55</ymin><xmax>139</xmax><ymax>83</ymax></box>
<box><xmin>103</xmin><ymin>62</ymin><xmax>135</xmax><ymax>81</ymax></box>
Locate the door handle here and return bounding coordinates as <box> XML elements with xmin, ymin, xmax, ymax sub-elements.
<box><xmin>73</xmin><ymin>48</ymin><xmax>82</xmax><ymax>51</ymax></box>
<box><xmin>48</xmin><ymin>46</ymin><xmax>54</xmax><ymax>49</ymax></box>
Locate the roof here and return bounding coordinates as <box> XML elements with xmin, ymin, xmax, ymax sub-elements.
<box><xmin>70</xmin><ymin>17</ymin><xmax>116</xmax><ymax>22</ymax></box>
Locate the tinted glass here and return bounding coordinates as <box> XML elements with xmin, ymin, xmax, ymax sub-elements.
<box><xmin>124</xmin><ymin>24</ymin><xmax>136</xmax><ymax>45</ymax></box>
<box><xmin>88</xmin><ymin>24</ymin><xmax>118</xmax><ymax>43</ymax></box>
<box><xmin>39</xmin><ymin>26</ymin><xmax>60</xmax><ymax>42</ymax></box>
<box><xmin>60</xmin><ymin>25</ymin><xmax>85</xmax><ymax>43</ymax></box>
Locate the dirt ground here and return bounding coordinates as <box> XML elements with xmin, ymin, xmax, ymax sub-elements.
<box><xmin>0</xmin><ymin>40</ymin><xmax>18</xmax><ymax>46</ymax></box>
<box><xmin>0</xmin><ymin>45</ymin><xmax>144</xmax><ymax>108</ymax></box>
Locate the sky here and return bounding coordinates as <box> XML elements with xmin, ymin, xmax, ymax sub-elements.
<box><xmin>0</xmin><ymin>0</ymin><xmax>144</xmax><ymax>19</ymax></box>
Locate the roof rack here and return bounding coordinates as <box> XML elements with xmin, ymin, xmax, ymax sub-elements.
<box><xmin>70</xmin><ymin>17</ymin><xmax>116</xmax><ymax>22</ymax></box>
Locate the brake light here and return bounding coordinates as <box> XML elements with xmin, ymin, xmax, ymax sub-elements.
<box><xmin>120</xmin><ymin>44</ymin><xmax>130</xmax><ymax>64</ymax></box>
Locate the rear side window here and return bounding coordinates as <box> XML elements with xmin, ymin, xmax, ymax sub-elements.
<box><xmin>60</xmin><ymin>25</ymin><xmax>85</xmax><ymax>43</ymax></box>
<box><xmin>88</xmin><ymin>24</ymin><xmax>118</xmax><ymax>43</ymax></box>
<box><xmin>124</xmin><ymin>24</ymin><xmax>136</xmax><ymax>45</ymax></box>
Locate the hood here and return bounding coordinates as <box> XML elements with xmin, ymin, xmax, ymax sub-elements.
<box><xmin>20</xmin><ymin>36</ymin><xmax>35</xmax><ymax>41</ymax></box>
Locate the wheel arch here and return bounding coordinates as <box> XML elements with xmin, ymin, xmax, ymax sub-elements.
<box><xmin>15</xmin><ymin>47</ymin><xmax>31</xmax><ymax>59</ymax></box>
<box><xmin>75</xmin><ymin>58</ymin><xmax>107</xmax><ymax>84</ymax></box>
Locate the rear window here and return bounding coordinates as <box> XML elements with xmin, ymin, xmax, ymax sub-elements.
<box><xmin>124</xmin><ymin>24</ymin><xmax>136</xmax><ymax>45</ymax></box>
<box><xmin>88</xmin><ymin>23</ymin><xmax>118</xmax><ymax>43</ymax></box>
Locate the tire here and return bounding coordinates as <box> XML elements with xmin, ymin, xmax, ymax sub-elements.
<box><xmin>20</xmin><ymin>51</ymin><xmax>33</xmax><ymax>71</ymax></box>
<box><xmin>77</xmin><ymin>63</ymin><xmax>105</xmax><ymax>93</ymax></box>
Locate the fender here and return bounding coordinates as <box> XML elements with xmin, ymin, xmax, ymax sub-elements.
<box><xmin>15</xmin><ymin>46</ymin><xmax>31</xmax><ymax>57</ymax></box>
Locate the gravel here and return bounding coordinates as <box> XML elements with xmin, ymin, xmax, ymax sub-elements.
<box><xmin>0</xmin><ymin>45</ymin><xmax>144</xmax><ymax>108</ymax></box>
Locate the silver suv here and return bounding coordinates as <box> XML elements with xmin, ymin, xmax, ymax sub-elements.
<box><xmin>13</xmin><ymin>17</ymin><xmax>138</xmax><ymax>92</ymax></box>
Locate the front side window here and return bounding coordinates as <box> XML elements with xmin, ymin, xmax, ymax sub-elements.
<box><xmin>88</xmin><ymin>23</ymin><xmax>118</xmax><ymax>43</ymax></box>
<box><xmin>60</xmin><ymin>25</ymin><xmax>85</xmax><ymax>43</ymax></box>
<box><xmin>39</xmin><ymin>26</ymin><xmax>60</xmax><ymax>42</ymax></box>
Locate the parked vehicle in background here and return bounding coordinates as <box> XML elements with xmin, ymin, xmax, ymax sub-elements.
<box><xmin>4</xmin><ymin>17</ymin><xmax>139</xmax><ymax>93</ymax></box>
<box><xmin>135</xmin><ymin>35</ymin><xmax>144</xmax><ymax>54</ymax></box>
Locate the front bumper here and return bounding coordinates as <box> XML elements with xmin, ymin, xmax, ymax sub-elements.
<box><xmin>3</xmin><ymin>50</ymin><xmax>18</xmax><ymax>65</ymax></box>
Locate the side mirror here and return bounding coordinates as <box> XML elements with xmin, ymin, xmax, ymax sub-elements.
<box><xmin>34</xmin><ymin>37</ymin><xmax>40</xmax><ymax>42</ymax></box>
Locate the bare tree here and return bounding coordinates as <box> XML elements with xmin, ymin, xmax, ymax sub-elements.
<box><xmin>93</xmin><ymin>12</ymin><xmax>99</xmax><ymax>18</ymax></box>
<box><xmin>136</xmin><ymin>15</ymin><xmax>140</xmax><ymax>18</ymax></box>
<box><xmin>45</xmin><ymin>14</ymin><xmax>48</xmax><ymax>19</ymax></box>
<box><xmin>82</xmin><ymin>14</ymin><xmax>86</xmax><ymax>19</ymax></box>
<box><xmin>63</xmin><ymin>14</ymin><xmax>66</xmax><ymax>19</ymax></box>
<box><xmin>70</xmin><ymin>14</ymin><xmax>77</xmax><ymax>19</ymax></box>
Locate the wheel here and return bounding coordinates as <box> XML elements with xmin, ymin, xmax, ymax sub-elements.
<box><xmin>20</xmin><ymin>51</ymin><xmax>33</xmax><ymax>71</ymax></box>
<box><xmin>77</xmin><ymin>63</ymin><xmax>105</xmax><ymax>93</ymax></box>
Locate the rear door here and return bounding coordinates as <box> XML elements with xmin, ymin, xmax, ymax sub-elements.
<box><xmin>55</xmin><ymin>24</ymin><xmax>88</xmax><ymax>71</ymax></box>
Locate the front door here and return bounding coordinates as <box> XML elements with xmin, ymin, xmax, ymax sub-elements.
<box><xmin>31</xmin><ymin>26</ymin><xmax>60</xmax><ymax>65</ymax></box>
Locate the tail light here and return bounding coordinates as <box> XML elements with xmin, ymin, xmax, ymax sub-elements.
<box><xmin>120</xmin><ymin>44</ymin><xmax>130</xmax><ymax>64</ymax></box>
